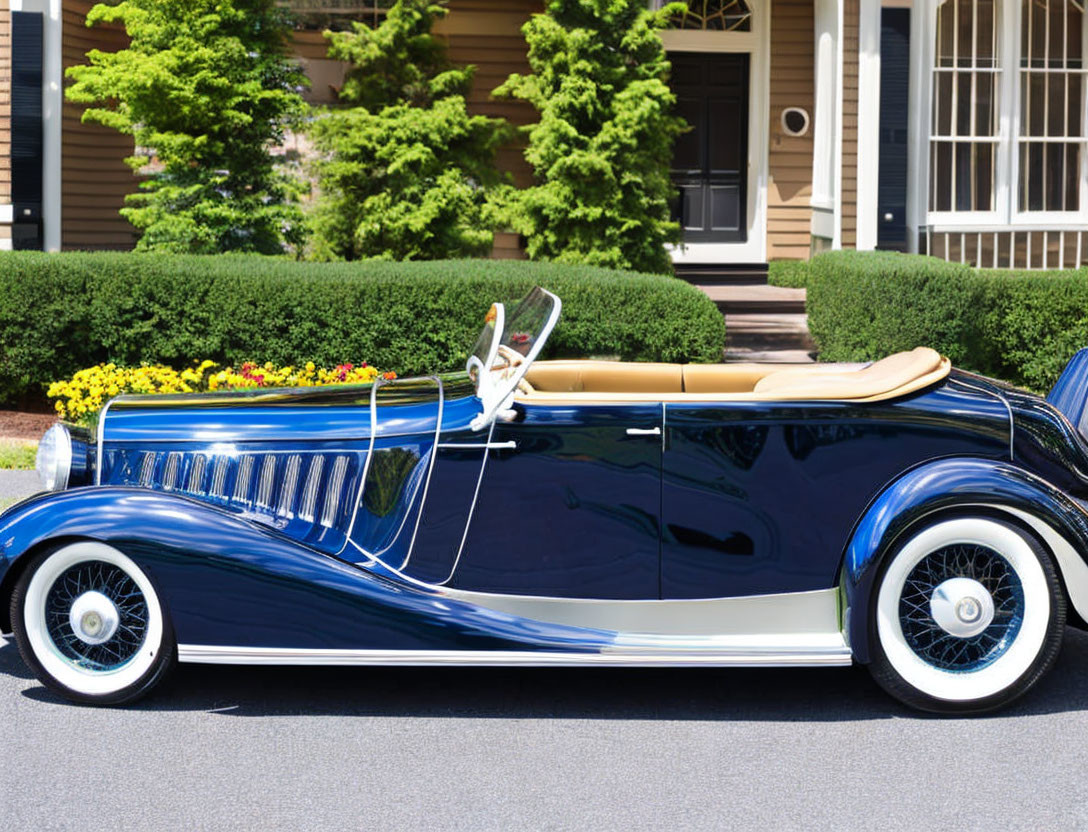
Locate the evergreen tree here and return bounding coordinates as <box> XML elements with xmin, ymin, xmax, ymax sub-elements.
<box><xmin>496</xmin><ymin>0</ymin><xmax>686</xmax><ymax>274</ymax></box>
<box><xmin>65</xmin><ymin>0</ymin><xmax>308</xmax><ymax>254</ymax></box>
<box><xmin>308</xmin><ymin>0</ymin><xmax>509</xmax><ymax>261</ymax></box>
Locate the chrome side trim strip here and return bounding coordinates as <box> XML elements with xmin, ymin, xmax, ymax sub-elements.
<box><xmin>178</xmin><ymin>644</ymin><xmax>852</xmax><ymax>667</ymax></box>
<box><xmin>439</xmin><ymin>586</ymin><xmax>844</xmax><ymax>637</ymax></box>
<box><xmin>436</xmin><ymin>441</ymin><xmax>516</xmax><ymax>451</ymax></box>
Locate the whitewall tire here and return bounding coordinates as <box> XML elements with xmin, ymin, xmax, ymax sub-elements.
<box><xmin>11</xmin><ymin>542</ymin><xmax>176</xmax><ymax>705</ymax></box>
<box><xmin>869</xmin><ymin>515</ymin><xmax>1064</xmax><ymax>713</ymax></box>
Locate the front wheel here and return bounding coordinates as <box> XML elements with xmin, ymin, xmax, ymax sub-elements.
<box><xmin>11</xmin><ymin>541</ymin><xmax>176</xmax><ymax>705</ymax></box>
<box><xmin>869</xmin><ymin>515</ymin><xmax>1064</xmax><ymax>714</ymax></box>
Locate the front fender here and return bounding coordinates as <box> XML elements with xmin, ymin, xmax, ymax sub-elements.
<box><xmin>0</xmin><ymin>487</ymin><xmax>608</xmax><ymax>652</ymax></box>
<box><xmin>843</xmin><ymin>457</ymin><xmax>1088</xmax><ymax>663</ymax></box>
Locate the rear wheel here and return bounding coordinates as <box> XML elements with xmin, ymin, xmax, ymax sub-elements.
<box><xmin>11</xmin><ymin>541</ymin><xmax>176</xmax><ymax>705</ymax></box>
<box><xmin>869</xmin><ymin>516</ymin><xmax>1064</xmax><ymax>714</ymax></box>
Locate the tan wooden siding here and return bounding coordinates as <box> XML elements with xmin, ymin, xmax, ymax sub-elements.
<box><xmin>840</xmin><ymin>0</ymin><xmax>859</xmax><ymax>249</ymax></box>
<box><xmin>0</xmin><ymin>0</ymin><xmax>11</xmax><ymax>244</ymax></box>
<box><xmin>767</xmin><ymin>0</ymin><xmax>815</xmax><ymax>261</ymax></box>
<box><xmin>61</xmin><ymin>0</ymin><xmax>137</xmax><ymax>250</ymax></box>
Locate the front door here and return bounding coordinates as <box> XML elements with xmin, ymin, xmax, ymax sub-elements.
<box><xmin>670</xmin><ymin>52</ymin><xmax>749</xmax><ymax>243</ymax></box>
<box><xmin>448</xmin><ymin>403</ymin><xmax>663</xmax><ymax>600</ymax></box>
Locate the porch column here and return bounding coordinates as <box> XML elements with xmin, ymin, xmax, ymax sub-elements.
<box><xmin>811</xmin><ymin>0</ymin><xmax>842</xmax><ymax>249</ymax></box>
<box><xmin>855</xmin><ymin>0</ymin><xmax>881</xmax><ymax>250</ymax></box>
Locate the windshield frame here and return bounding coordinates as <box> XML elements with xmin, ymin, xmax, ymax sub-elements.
<box><xmin>468</xmin><ymin>287</ymin><xmax>561</xmax><ymax>431</ymax></box>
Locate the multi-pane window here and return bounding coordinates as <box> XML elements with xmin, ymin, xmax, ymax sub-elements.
<box><xmin>929</xmin><ymin>0</ymin><xmax>1088</xmax><ymax>217</ymax></box>
<box><xmin>660</xmin><ymin>0</ymin><xmax>753</xmax><ymax>32</ymax></box>
<box><xmin>1019</xmin><ymin>0</ymin><xmax>1086</xmax><ymax>211</ymax></box>
<box><xmin>930</xmin><ymin>0</ymin><xmax>999</xmax><ymax>212</ymax></box>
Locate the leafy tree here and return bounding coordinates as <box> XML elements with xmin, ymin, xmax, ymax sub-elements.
<box><xmin>308</xmin><ymin>0</ymin><xmax>509</xmax><ymax>261</ymax></box>
<box><xmin>65</xmin><ymin>0</ymin><xmax>308</xmax><ymax>254</ymax></box>
<box><xmin>496</xmin><ymin>0</ymin><xmax>686</xmax><ymax>275</ymax></box>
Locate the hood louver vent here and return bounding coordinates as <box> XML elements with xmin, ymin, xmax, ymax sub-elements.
<box><xmin>103</xmin><ymin>448</ymin><xmax>365</xmax><ymax>548</ymax></box>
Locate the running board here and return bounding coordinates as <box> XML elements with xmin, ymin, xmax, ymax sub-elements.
<box><xmin>178</xmin><ymin>643</ymin><xmax>853</xmax><ymax>668</ymax></box>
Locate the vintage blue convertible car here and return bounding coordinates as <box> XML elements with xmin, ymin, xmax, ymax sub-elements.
<box><xmin>6</xmin><ymin>286</ymin><xmax>1088</xmax><ymax>712</ymax></box>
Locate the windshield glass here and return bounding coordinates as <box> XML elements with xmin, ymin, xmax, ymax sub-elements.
<box><xmin>467</xmin><ymin>287</ymin><xmax>561</xmax><ymax>431</ymax></box>
<box><xmin>467</xmin><ymin>303</ymin><xmax>502</xmax><ymax>382</ymax></box>
<box><xmin>501</xmin><ymin>289</ymin><xmax>557</xmax><ymax>360</ymax></box>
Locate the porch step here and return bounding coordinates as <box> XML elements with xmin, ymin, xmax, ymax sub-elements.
<box><xmin>724</xmin><ymin>313</ymin><xmax>816</xmax><ymax>362</ymax></box>
<box><xmin>674</xmin><ymin>262</ymin><xmax>769</xmax><ymax>286</ymax></box>
<box><xmin>701</xmin><ymin>284</ymin><xmax>808</xmax><ymax>315</ymax></box>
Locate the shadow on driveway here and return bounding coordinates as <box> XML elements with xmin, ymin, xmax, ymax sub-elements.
<box><xmin>7</xmin><ymin>627</ymin><xmax>1088</xmax><ymax>721</ymax></box>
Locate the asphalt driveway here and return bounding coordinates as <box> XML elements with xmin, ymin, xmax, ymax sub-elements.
<box><xmin>2</xmin><ymin>470</ymin><xmax>1087</xmax><ymax>830</ymax></box>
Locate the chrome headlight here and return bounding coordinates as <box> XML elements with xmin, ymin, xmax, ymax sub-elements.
<box><xmin>36</xmin><ymin>424</ymin><xmax>73</xmax><ymax>492</ymax></box>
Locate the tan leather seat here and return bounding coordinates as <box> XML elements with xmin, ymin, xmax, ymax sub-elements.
<box><xmin>682</xmin><ymin>363</ymin><xmax>777</xmax><ymax>394</ymax></box>
<box><xmin>752</xmin><ymin>347</ymin><xmax>943</xmax><ymax>399</ymax></box>
<box><xmin>525</xmin><ymin>361</ymin><xmax>684</xmax><ymax>393</ymax></box>
<box><xmin>516</xmin><ymin>349</ymin><xmax>949</xmax><ymax>403</ymax></box>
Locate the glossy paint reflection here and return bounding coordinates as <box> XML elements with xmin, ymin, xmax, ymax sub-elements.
<box><xmin>451</xmin><ymin>403</ymin><xmax>663</xmax><ymax>599</ymax></box>
<box><xmin>661</xmin><ymin>377</ymin><xmax>1011</xmax><ymax>599</ymax></box>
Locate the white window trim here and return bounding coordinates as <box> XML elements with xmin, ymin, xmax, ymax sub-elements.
<box><xmin>916</xmin><ymin>0</ymin><xmax>1088</xmax><ymax>234</ymax></box>
<box><xmin>662</xmin><ymin>3</ymin><xmax>770</xmax><ymax>264</ymax></box>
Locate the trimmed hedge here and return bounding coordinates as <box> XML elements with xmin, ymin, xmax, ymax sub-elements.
<box><xmin>0</xmin><ymin>253</ymin><xmax>725</xmax><ymax>406</ymax></box>
<box><xmin>806</xmin><ymin>250</ymin><xmax>1088</xmax><ymax>392</ymax></box>
<box><xmin>767</xmin><ymin>259</ymin><xmax>810</xmax><ymax>288</ymax></box>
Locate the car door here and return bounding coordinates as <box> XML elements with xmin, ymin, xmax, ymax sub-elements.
<box><xmin>446</xmin><ymin>402</ymin><xmax>663</xmax><ymax>600</ymax></box>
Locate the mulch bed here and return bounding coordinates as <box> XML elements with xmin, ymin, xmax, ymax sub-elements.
<box><xmin>0</xmin><ymin>410</ymin><xmax>57</xmax><ymax>441</ymax></box>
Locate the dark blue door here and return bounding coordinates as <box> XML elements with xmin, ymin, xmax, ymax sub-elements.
<box><xmin>878</xmin><ymin>8</ymin><xmax>911</xmax><ymax>251</ymax></box>
<box><xmin>450</xmin><ymin>403</ymin><xmax>663</xmax><ymax>599</ymax></box>
<box><xmin>670</xmin><ymin>52</ymin><xmax>749</xmax><ymax>243</ymax></box>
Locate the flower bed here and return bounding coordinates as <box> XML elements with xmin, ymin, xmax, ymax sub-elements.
<box><xmin>49</xmin><ymin>361</ymin><xmax>396</xmax><ymax>427</ymax></box>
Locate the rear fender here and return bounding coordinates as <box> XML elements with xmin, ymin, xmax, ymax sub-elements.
<box><xmin>842</xmin><ymin>457</ymin><xmax>1088</xmax><ymax>662</ymax></box>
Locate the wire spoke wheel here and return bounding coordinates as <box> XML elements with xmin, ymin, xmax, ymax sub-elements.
<box><xmin>44</xmin><ymin>560</ymin><xmax>150</xmax><ymax>672</ymax></box>
<box><xmin>871</xmin><ymin>516</ymin><xmax>1063</xmax><ymax>713</ymax></box>
<box><xmin>12</xmin><ymin>542</ymin><xmax>176</xmax><ymax>705</ymax></box>
<box><xmin>898</xmin><ymin>543</ymin><xmax>1023</xmax><ymax>672</ymax></box>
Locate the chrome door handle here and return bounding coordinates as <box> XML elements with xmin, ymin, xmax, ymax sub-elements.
<box><xmin>625</xmin><ymin>427</ymin><xmax>661</xmax><ymax>436</ymax></box>
<box><xmin>437</xmin><ymin>441</ymin><xmax>518</xmax><ymax>450</ymax></box>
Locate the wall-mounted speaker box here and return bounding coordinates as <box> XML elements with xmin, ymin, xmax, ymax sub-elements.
<box><xmin>11</xmin><ymin>11</ymin><xmax>43</xmax><ymax>250</ymax></box>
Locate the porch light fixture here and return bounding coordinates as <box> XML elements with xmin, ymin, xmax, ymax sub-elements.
<box><xmin>781</xmin><ymin>107</ymin><xmax>810</xmax><ymax>138</ymax></box>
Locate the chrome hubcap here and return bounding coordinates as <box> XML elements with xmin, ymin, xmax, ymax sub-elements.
<box><xmin>929</xmin><ymin>577</ymin><xmax>995</xmax><ymax>638</ymax></box>
<box><xmin>68</xmin><ymin>591</ymin><xmax>120</xmax><ymax>645</ymax></box>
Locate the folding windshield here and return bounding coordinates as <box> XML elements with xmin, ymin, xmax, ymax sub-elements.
<box><xmin>466</xmin><ymin>287</ymin><xmax>561</xmax><ymax>430</ymax></box>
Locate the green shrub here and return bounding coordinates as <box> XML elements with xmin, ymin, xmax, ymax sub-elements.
<box><xmin>308</xmin><ymin>0</ymin><xmax>509</xmax><ymax>261</ymax></box>
<box><xmin>805</xmin><ymin>250</ymin><xmax>1088</xmax><ymax>391</ymax></box>
<box><xmin>767</xmin><ymin>260</ymin><xmax>811</xmax><ymax>288</ymax></box>
<box><xmin>0</xmin><ymin>252</ymin><xmax>725</xmax><ymax>406</ymax></box>
<box><xmin>65</xmin><ymin>0</ymin><xmax>308</xmax><ymax>254</ymax></box>
<box><xmin>495</xmin><ymin>0</ymin><xmax>685</xmax><ymax>275</ymax></box>
<box><xmin>980</xmin><ymin>269</ymin><xmax>1088</xmax><ymax>392</ymax></box>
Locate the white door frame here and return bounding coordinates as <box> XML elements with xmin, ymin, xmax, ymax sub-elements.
<box><xmin>661</xmin><ymin>6</ymin><xmax>770</xmax><ymax>264</ymax></box>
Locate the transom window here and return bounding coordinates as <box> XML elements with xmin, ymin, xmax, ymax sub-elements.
<box><xmin>929</xmin><ymin>0</ymin><xmax>1088</xmax><ymax>218</ymax></box>
<box><xmin>279</xmin><ymin>0</ymin><xmax>389</xmax><ymax>31</ymax></box>
<box><xmin>656</xmin><ymin>0</ymin><xmax>753</xmax><ymax>32</ymax></box>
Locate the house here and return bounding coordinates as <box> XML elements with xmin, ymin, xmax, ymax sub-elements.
<box><xmin>1</xmin><ymin>0</ymin><xmax>1086</xmax><ymax>269</ymax></box>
